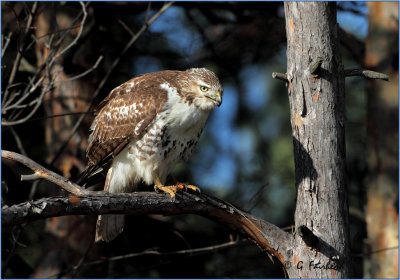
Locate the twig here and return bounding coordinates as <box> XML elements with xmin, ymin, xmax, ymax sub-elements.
<box><xmin>272</xmin><ymin>72</ymin><xmax>288</xmax><ymax>82</ymax></box>
<box><xmin>9</xmin><ymin>127</ymin><xmax>27</xmax><ymax>156</ymax></box>
<box><xmin>344</xmin><ymin>68</ymin><xmax>389</xmax><ymax>81</ymax></box>
<box><xmin>2</xmin><ymin>32</ymin><xmax>13</xmax><ymax>58</ymax></box>
<box><xmin>2</xmin><ymin>2</ymin><xmax>89</xmax><ymax>126</ymax></box>
<box><xmin>118</xmin><ymin>19</ymin><xmax>135</xmax><ymax>37</ymax></box>
<box><xmin>144</xmin><ymin>2</ymin><xmax>152</xmax><ymax>23</ymax></box>
<box><xmin>244</xmin><ymin>183</ymin><xmax>269</xmax><ymax>212</ymax></box>
<box><xmin>54</xmin><ymin>239</ymin><xmax>245</xmax><ymax>277</ymax></box>
<box><xmin>1</xmin><ymin>150</ymin><xmax>88</xmax><ymax>195</ymax></box>
<box><xmin>49</xmin><ymin>1</ymin><xmax>175</xmax><ymax>167</ymax></box>
<box><xmin>25</xmin><ymin>111</ymin><xmax>95</xmax><ymax>123</ymax></box>
<box><xmin>2</xmin><ymin>2</ymin><xmax>38</xmax><ymax>107</ymax></box>
<box><xmin>49</xmin><ymin>2</ymin><xmax>88</xmax><ymax>65</ymax></box>
<box><xmin>2</xmin><ymin>77</ymin><xmax>51</xmax><ymax>126</ymax></box>
<box><xmin>61</xmin><ymin>55</ymin><xmax>103</xmax><ymax>82</ymax></box>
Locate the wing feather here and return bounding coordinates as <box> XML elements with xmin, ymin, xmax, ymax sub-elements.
<box><xmin>80</xmin><ymin>71</ymin><xmax>180</xmax><ymax>184</ymax></box>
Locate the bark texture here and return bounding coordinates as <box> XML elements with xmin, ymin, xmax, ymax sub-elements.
<box><xmin>2</xmin><ymin>191</ymin><xmax>293</xmax><ymax>268</ymax></box>
<box><xmin>365</xmin><ymin>2</ymin><xmax>399</xmax><ymax>278</ymax></box>
<box><xmin>284</xmin><ymin>2</ymin><xmax>351</xmax><ymax>277</ymax></box>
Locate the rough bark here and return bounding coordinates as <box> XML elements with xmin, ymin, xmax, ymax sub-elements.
<box><xmin>2</xmin><ymin>191</ymin><xmax>292</xmax><ymax>268</ymax></box>
<box><xmin>364</xmin><ymin>2</ymin><xmax>399</xmax><ymax>278</ymax></box>
<box><xmin>284</xmin><ymin>2</ymin><xmax>351</xmax><ymax>277</ymax></box>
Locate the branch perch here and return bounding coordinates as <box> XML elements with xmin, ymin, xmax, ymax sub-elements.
<box><xmin>1</xmin><ymin>150</ymin><xmax>293</xmax><ymax>269</ymax></box>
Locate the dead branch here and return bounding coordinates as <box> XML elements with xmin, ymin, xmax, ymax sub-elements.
<box><xmin>2</xmin><ymin>191</ymin><xmax>292</xmax><ymax>265</ymax></box>
<box><xmin>2</xmin><ymin>150</ymin><xmax>88</xmax><ymax>195</ymax></box>
<box><xmin>2</xmin><ymin>149</ymin><xmax>293</xmax><ymax>269</ymax></box>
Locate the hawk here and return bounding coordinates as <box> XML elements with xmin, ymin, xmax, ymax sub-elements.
<box><xmin>81</xmin><ymin>68</ymin><xmax>223</xmax><ymax>242</ymax></box>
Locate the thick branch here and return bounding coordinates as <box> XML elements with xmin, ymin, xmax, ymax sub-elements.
<box><xmin>2</xmin><ymin>191</ymin><xmax>293</xmax><ymax>266</ymax></box>
<box><xmin>2</xmin><ymin>149</ymin><xmax>293</xmax><ymax>269</ymax></box>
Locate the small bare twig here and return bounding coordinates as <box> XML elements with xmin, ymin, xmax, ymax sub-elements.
<box><xmin>118</xmin><ymin>19</ymin><xmax>135</xmax><ymax>37</ymax></box>
<box><xmin>144</xmin><ymin>2</ymin><xmax>152</xmax><ymax>23</ymax></box>
<box><xmin>244</xmin><ymin>183</ymin><xmax>269</xmax><ymax>212</ymax></box>
<box><xmin>344</xmin><ymin>68</ymin><xmax>389</xmax><ymax>81</ymax></box>
<box><xmin>2</xmin><ymin>32</ymin><xmax>13</xmax><ymax>58</ymax></box>
<box><xmin>54</xmin><ymin>239</ymin><xmax>245</xmax><ymax>278</ymax></box>
<box><xmin>2</xmin><ymin>2</ymin><xmax>90</xmax><ymax>126</ymax></box>
<box><xmin>2</xmin><ymin>2</ymin><xmax>38</xmax><ymax>107</ymax></box>
<box><xmin>1</xmin><ymin>150</ymin><xmax>88</xmax><ymax>195</ymax></box>
<box><xmin>61</xmin><ymin>55</ymin><xmax>104</xmax><ymax>82</ymax></box>
<box><xmin>49</xmin><ymin>2</ymin><xmax>88</xmax><ymax>65</ymax></box>
<box><xmin>2</xmin><ymin>77</ymin><xmax>51</xmax><ymax>126</ymax></box>
<box><xmin>9</xmin><ymin>127</ymin><xmax>27</xmax><ymax>156</ymax></box>
<box><xmin>272</xmin><ymin>72</ymin><xmax>288</xmax><ymax>82</ymax></box>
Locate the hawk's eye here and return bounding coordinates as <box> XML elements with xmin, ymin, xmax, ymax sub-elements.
<box><xmin>200</xmin><ymin>86</ymin><xmax>209</xmax><ymax>92</ymax></box>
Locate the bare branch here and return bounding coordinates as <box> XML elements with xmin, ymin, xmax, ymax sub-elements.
<box><xmin>1</xmin><ymin>191</ymin><xmax>292</xmax><ymax>265</ymax></box>
<box><xmin>60</xmin><ymin>55</ymin><xmax>103</xmax><ymax>82</ymax></box>
<box><xmin>2</xmin><ymin>32</ymin><xmax>13</xmax><ymax>58</ymax></box>
<box><xmin>2</xmin><ymin>149</ymin><xmax>291</xmax><ymax>268</ymax></box>
<box><xmin>2</xmin><ymin>2</ymin><xmax>38</xmax><ymax>107</ymax></box>
<box><xmin>2</xmin><ymin>2</ymin><xmax>90</xmax><ymax>126</ymax></box>
<box><xmin>272</xmin><ymin>72</ymin><xmax>288</xmax><ymax>82</ymax></box>
<box><xmin>49</xmin><ymin>2</ymin><xmax>88</xmax><ymax>65</ymax></box>
<box><xmin>1</xmin><ymin>150</ymin><xmax>88</xmax><ymax>195</ymax></box>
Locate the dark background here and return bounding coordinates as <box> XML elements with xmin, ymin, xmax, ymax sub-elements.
<box><xmin>2</xmin><ymin>1</ymin><xmax>398</xmax><ymax>278</ymax></box>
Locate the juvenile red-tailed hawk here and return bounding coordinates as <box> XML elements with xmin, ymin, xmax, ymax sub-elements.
<box><xmin>81</xmin><ymin>68</ymin><xmax>223</xmax><ymax>242</ymax></box>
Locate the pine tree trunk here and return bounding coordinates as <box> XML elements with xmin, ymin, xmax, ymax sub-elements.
<box><xmin>283</xmin><ymin>2</ymin><xmax>351</xmax><ymax>277</ymax></box>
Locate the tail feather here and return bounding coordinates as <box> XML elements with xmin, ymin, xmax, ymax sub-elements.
<box><xmin>95</xmin><ymin>214</ymin><xmax>125</xmax><ymax>242</ymax></box>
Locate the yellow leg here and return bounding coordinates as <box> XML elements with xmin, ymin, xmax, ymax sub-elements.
<box><xmin>153</xmin><ymin>173</ymin><xmax>178</xmax><ymax>198</ymax></box>
<box><xmin>153</xmin><ymin>173</ymin><xmax>201</xmax><ymax>198</ymax></box>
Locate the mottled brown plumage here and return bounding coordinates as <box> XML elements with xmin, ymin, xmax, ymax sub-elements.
<box><xmin>81</xmin><ymin>68</ymin><xmax>223</xmax><ymax>242</ymax></box>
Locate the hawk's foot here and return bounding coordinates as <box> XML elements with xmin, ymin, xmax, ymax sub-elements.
<box><xmin>154</xmin><ymin>183</ymin><xmax>178</xmax><ymax>198</ymax></box>
<box><xmin>153</xmin><ymin>172</ymin><xmax>201</xmax><ymax>198</ymax></box>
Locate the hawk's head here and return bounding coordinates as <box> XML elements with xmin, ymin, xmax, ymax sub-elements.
<box><xmin>183</xmin><ymin>68</ymin><xmax>223</xmax><ymax>111</ymax></box>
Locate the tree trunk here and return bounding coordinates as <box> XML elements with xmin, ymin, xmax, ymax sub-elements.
<box><xmin>284</xmin><ymin>2</ymin><xmax>351</xmax><ymax>277</ymax></box>
<box><xmin>364</xmin><ymin>2</ymin><xmax>399</xmax><ymax>278</ymax></box>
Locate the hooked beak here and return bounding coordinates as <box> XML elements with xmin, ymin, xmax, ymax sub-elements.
<box><xmin>206</xmin><ymin>91</ymin><xmax>222</xmax><ymax>107</ymax></box>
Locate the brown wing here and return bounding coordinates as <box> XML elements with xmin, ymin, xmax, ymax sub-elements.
<box><xmin>80</xmin><ymin>71</ymin><xmax>180</xmax><ymax>184</ymax></box>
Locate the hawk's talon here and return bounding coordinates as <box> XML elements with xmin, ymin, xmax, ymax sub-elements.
<box><xmin>186</xmin><ymin>184</ymin><xmax>201</xmax><ymax>193</ymax></box>
<box><xmin>176</xmin><ymin>182</ymin><xmax>201</xmax><ymax>193</ymax></box>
